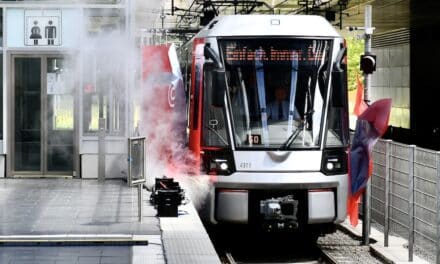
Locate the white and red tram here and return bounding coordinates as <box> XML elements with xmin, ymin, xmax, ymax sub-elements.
<box><xmin>178</xmin><ymin>15</ymin><xmax>349</xmax><ymax>235</ymax></box>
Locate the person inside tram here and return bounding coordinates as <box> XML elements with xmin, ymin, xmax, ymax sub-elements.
<box><xmin>267</xmin><ymin>85</ymin><xmax>300</xmax><ymax>121</ymax></box>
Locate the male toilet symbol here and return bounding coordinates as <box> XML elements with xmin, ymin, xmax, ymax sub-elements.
<box><xmin>30</xmin><ymin>21</ymin><xmax>42</xmax><ymax>45</ymax></box>
<box><xmin>45</xmin><ymin>20</ymin><xmax>56</xmax><ymax>45</ymax></box>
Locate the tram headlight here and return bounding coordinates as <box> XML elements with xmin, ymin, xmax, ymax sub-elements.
<box><xmin>321</xmin><ymin>149</ymin><xmax>347</xmax><ymax>175</ymax></box>
<box><xmin>219</xmin><ymin>162</ymin><xmax>229</xmax><ymax>171</ymax></box>
<box><xmin>213</xmin><ymin>159</ymin><xmax>229</xmax><ymax>172</ymax></box>
<box><xmin>326</xmin><ymin>161</ymin><xmax>335</xmax><ymax>171</ymax></box>
<box><xmin>202</xmin><ymin>149</ymin><xmax>235</xmax><ymax>176</ymax></box>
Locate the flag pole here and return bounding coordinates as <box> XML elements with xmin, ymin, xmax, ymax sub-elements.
<box><xmin>362</xmin><ymin>4</ymin><xmax>374</xmax><ymax>246</ymax></box>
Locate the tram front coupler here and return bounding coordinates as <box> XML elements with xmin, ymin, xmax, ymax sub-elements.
<box><xmin>259</xmin><ymin>195</ymin><xmax>299</xmax><ymax>231</ymax></box>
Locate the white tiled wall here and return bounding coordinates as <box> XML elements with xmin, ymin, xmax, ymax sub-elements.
<box><xmin>371</xmin><ymin>43</ymin><xmax>410</xmax><ymax>128</ymax></box>
<box><xmin>0</xmin><ymin>155</ymin><xmax>5</xmax><ymax>178</ymax></box>
<box><xmin>81</xmin><ymin>154</ymin><xmax>127</xmax><ymax>179</ymax></box>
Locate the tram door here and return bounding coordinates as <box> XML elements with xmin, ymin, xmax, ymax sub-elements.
<box><xmin>11</xmin><ymin>56</ymin><xmax>76</xmax><ymax>176</ymax></box>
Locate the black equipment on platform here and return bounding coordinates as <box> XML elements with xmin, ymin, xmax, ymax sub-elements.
<box><xmin>150</xmin><ymin>177</ymin><xmax>185</xmax><ymax>217</ymax></box>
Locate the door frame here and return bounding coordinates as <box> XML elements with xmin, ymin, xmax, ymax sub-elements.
<box><xmin>8</xmin><ymin>52</ymin><xmax>79</xmax><ymax>177</ymax></box>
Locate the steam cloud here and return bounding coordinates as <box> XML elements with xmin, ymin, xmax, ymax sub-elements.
<box><xmin>140</xmin><ymin>44</ymin><xmax>213</xmax><ymax>209</ymax></box>
<box><xmin>63</xmin><ymin>1</ymin><xmax>213</xmax><ymax>208</ymax></box>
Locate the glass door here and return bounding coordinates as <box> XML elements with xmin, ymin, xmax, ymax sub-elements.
<box><xmin>45</xmin><ymin>57</ymin><xmax>75</xmax><ymax>172</ymax></box>
<box><xmin>12</xmin><ymin>56</ymin><xmax>76</xmax><ymax>176</ymax></box>
<box><xmin>14</xmin><ymin>57</ymin><xmax>42</xmax><ymax>172</ymax></box>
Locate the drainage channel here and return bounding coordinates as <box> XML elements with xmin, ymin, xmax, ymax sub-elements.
<box><xmin>0</xmin><ymin>235</ymin><xmax>149</xmax><ymax>246</ymax></box>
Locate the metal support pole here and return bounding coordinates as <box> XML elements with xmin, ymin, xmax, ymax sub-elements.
<box><xmin>171</xmin><ymin>0</ymin><xmax>174</xmax><ymax>16</ymax></box>
<box><xmin>138</xmin><ymin>183</ymin><xmax>143</xmax><ymax>222</ymax></box>
<box><xmin>98</xmin><ymin>117</ymin><xmax>106</xmax><ymax>182</ymax></box>
<box><xmin>339</xmin><ymin>3</ymin><xmax>343</xmax><ymax>30</ymax></box>
<box><xmin>363</xmin><ymin>4</ymin><xmax>372</xmax><ymax>103</ymax></box>
<box><xmin>408</xmin><ymin>145</ymin><xmax>415</xmax><ymax>262</ymax></box>
<box><xmin>362</xmin><ymin>5</ymin><xmax>373</xmax><ymax>246</ymax></box>
<box><xmin>362</xmin><ymin>182</ymin><xmax>371</xmax><ymax>245</ymax></box>
<box><xmin>160</xmin><ymin>8</ymin><xmax>165</xmax><ymax>30</ymax></box>
<box><xmin>436</xmin><ymin>151</ymin><xmax>440</xmax><ymax>264</ymax></box>
<box><xmin>384</xmin><ymin>139</ymin><xmax>392</xmax><ymax>247</ymax></box>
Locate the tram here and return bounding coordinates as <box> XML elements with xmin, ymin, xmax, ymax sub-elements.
<box><xmin>179</xmin><ymin>15</ymin><xmax>349</xmax><ymax>235</ymax></box>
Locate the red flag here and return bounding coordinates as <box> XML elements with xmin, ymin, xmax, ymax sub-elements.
<box><xmin>353</xmin><ymin>75</ymin><xmax>368</xmax><ymax>116</ymax></box>
<box><xmin>359</xmin><ymin>99</ymin><xmax>392</xmax><ymax>136</ymax></box>
<box><xmin>348</xmin><ymin>98</ymin><xmax>392</xmax><ymax>226</ymax></box>
<box><xmin>347</xmin><ymin>192</ymin><xmax>361</xmax><ymax>226</ymax></box>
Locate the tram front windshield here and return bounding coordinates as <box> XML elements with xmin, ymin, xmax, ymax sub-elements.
<box><xmin>219</xmin><ymin>38</ymin><xmax>332</xmax><ymax>150</ymax></box>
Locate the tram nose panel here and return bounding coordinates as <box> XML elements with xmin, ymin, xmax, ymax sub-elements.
<box><xmin>308</xmin><ymin>190</ymin><xmax>335</xmax><ymax>224</ymax></box>
<box><xmin>216</xmin><ymin>189</ymin><xmax>249</xmax><ymax>223</ymax></box>
<box><xmin>215</xmin><ymin>188</ymin><xmax>336</xmax><ymax>225</ymax></box>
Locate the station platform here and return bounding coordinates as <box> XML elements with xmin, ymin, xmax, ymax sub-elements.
<box><xmin>340</xmin><ymin>220</ymin><xmax>430</xmax><ymax>264</ymax></box>
<box><xmin>0</xmin><ymin>179</ymin><xmax>221</xmax><ymax>264</ymax></box>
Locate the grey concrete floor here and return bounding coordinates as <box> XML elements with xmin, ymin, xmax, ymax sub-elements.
<box><xmin>0</xmin><ymin>179</ymin><xmax>165</xmax><ymax>264</ymax></box>
<box><xmin>0</xmin><ymin>243</ymin><xmax>165</xmax><ymax>264</ymax></box>
<box><xmin>0</xmin><ymin>179</ymin><xmax>160</xmax><ymax>236</ymax></box>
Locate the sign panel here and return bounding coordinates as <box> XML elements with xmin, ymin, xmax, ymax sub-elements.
<box><xmin>25</xmin><ymin>10</ymin><xmax>62</xmax><ymax>46</ymax></box>
<box><xmin>47</xmin><ymin>73</ymin><xmax>69</xmax><ymax>95</ymax></box>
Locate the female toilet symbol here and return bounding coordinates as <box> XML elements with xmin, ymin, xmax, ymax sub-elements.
<box><xmin>30</xmin><ymin>21</ymin><xmax>42</xmax><ymax>45</ymax></box>
<box><xmin>45</xmin><ymin>20</ymin><xmax>57</xmax><ymax>45</ymax></box>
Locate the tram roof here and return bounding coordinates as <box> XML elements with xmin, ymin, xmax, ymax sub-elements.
<box><xmin>195</xmin><ymin>15</ymin><xmax>341</xmax><ymax>38</ymax></box>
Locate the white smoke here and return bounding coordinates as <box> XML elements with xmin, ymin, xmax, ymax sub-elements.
<box><xmin>65</xmin><ymin>0</ymin><xmax>213</xmax><ymax>208</ymax></box>
<box><xmin>138</xmin><ymin>43</ymin><xmax>214</xmax><ymax>209</ymax></box>
<box><xmin>57</xmin><ymin>2</ymin><xmax>163</xmax><ymax>178</ymax></box>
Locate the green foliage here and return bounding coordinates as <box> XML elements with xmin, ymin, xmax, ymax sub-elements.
<box><xmin>346</xmin><ymin>37</ymin><xmax>364</xmax><ymax>91</ymax></box>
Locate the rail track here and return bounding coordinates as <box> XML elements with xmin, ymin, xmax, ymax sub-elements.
<box><xmin>208</xmin><ymin>225</ymin><xmax>341</xmax><ymax>264</ymax></box>
<box><xmin>209</xmin><ymin>223</ymin><xmax>384</xmax><ymax>264</ymax></box>
<box><xmin>220</xmin><ymin>246</ymin><xmax>339</xmax><ymax>264</ymax></box>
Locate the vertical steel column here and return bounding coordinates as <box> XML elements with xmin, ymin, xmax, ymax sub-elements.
<box><xmin>139</xmin><ymin>139</ymin><xmax>145</xmax><ymax>222</ymax></box>
<box><xmin>138</xmin><ymin>183</ymin><xmax>143</xmax><ymax>222</ymax></box>
<box><xmin>171</xmin><ymin>0</ymin><xmax>174</xmax><ymax>16</ymax></box>
<box><xmin>97</xmin><ymin>52</ymin><xmax>106</xmax><ymax>182</ymax></box>
<box><xmin>98</xmin><ymin>118</ymin><xmax>106</xmax><ymax>182</ymax></box>
<box><xmin>362</xmin><ymin>5</ymin><xmax>373</xmax><ymax>246</ymax></box>
<box><xmin>408</xmin><ymin>145</ymin><xmax>415</xmax><ymax>262</ymax></box>
<box><xmin>384</xmin><ymin>139</ymin><xmax>392</xmax><ymax>247</ymax></box>
<box><xmin>128</xmin><ymin>138</ymin><xmax>132</xmax><ymax>186</ymax></box>
<box><xmin>436</xmin><ymin>151</ymin><xmax>440</xmax><ymax>264</ymax></box>
<box><xmin>363</xmin><ymin>5</ymin><xmax>372</xmax><ymax>104</ymax></box>
<box><xmin>363</xmin><ymin>180</ymin><xmax>371</xmax><ymax>245</ymax></box>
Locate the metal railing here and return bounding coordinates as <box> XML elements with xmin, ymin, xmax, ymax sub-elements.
<box><xmin>369</xmin><ymin>139</ymin><xmax>440</xmax><ymax>263</ymax></box>
<box><xmin>128</xmin><ymin>137</ymin><xmax>146</xmax><ymax>186</ymax></box>
<box><xmin>128</xmin><ymin>137</ymin><xmax>146</xmax><ymax>222</ymax></box>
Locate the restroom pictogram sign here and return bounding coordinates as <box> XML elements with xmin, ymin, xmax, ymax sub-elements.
<box><xmin>25</xmin><ymin>10</ymin><xmax>61</xmax><ymax>46</ymax></box>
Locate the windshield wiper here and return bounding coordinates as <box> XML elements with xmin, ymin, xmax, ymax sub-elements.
<box><xmin>279</xmin><ymin>109</ymin><xmax>314</xmax><ymax>150</ymax></box>
<box><xmin>205</xmin><ymin>125</ymin><xmax>228</xmax><ymax>145</ymax></box>
<box><xmin>279</xmin><ymin>126</ymin><xmax>303</xmax><ymax>150</ymax></box>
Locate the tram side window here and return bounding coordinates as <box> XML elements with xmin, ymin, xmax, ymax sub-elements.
<box><xmin>325</xmin><ymin>87</ymin><xmax>349</xmax><ymax>147</ymax></box>
<box><xmin>202</xmin><ymin>64</ymin><xmax>229</xmax><ymax>147</ymax></box>
<box><xmin>178</xmin><ymin>47</ymin><xmax>192</xmax><ymax>136</ymax></box>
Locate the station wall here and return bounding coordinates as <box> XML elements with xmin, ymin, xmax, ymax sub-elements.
<box><xmin>371</xmin><ymin>29</ymin><xmax>410</xmax><ymax>129</ymax></box>
<box><xmin>1</xmin><ymin>5</ymin><xmax>132</xmax><ymax>178</ymax></box>
<box><xmin>0</xmin><ymin>155</ymin><xmax>4</xmax><ymax>178</ymax></box>
<box><xmin>365</xmin><ymin>0</ymin><xmax>440</xmax><ymax>150</ymax></box>
<box><xmin>410</xmin><ymin>0</ymin><xmax>440</xmax><ymax>149</ymax></box>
